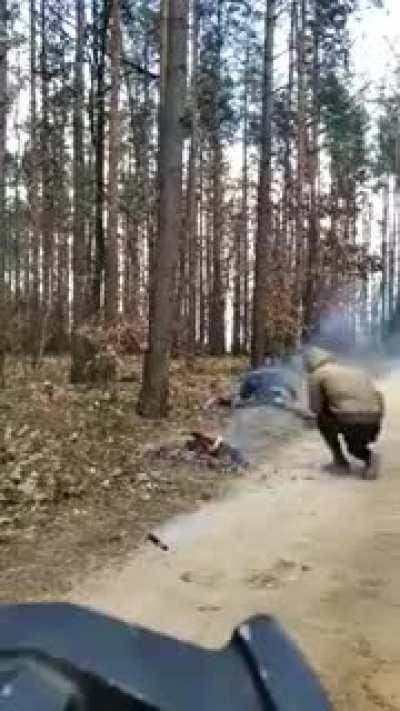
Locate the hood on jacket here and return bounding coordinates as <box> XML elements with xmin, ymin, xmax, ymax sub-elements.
<box><xmin>303</xmin><ymin>347</ymin><xmax>335</xmax><ymax>373</ymax></box>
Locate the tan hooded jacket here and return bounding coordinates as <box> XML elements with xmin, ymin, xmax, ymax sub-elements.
<box><xmin>304</xmin><ymin>348</ymin><xmax>384</xmax><ymax>424</ymax></box>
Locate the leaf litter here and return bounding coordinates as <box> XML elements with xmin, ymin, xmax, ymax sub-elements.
<box><xmin>0</xmin><ymin>355</ymin><xmax>245</xmax><ymax>601</ymax></box>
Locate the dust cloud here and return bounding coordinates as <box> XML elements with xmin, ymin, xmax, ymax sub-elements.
<box><xmin>225</xmin><ymin>296</ymin><xmax>396</xmax><ymax>465</ymax></box>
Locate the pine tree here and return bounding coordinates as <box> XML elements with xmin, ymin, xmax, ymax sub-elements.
<box><xmin>138</xmin><ymin>0</ymin><xmax>188</xmax><ymax>418</ymax></box>
<box><xmin>251</xmin><ymin>0</ymin><xmax>276</xmax><ymax>367</ymax></box>
<box><xmin>105</xmin><ymin>0</ymin><xmax>121</xmax><ymax>321</ymax></box>
<box><xmin>0</xmin><ymin>0</ymin><xmax>8</xmax><ymax>309</ymax></box>
<box><xmin>72</xmin><ymin>0</ymin><xmax>86</xmax><ymax>329</ymax></box>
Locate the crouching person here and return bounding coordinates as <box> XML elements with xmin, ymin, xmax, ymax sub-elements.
<box><xmin>304</xmin><ymin>347</ymin><xmax>384</xmax><ymax>480</ymax></box>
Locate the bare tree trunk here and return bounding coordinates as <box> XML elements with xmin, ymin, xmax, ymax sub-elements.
<box><xmin>92</xmin><ymin>0</ymin><xmax>109</xmax><ymax>314</ymax></box>
<box><xmin>232</xmin><ymin>213</ymin><xmax>241</xmax><ymax>355</ymax></box>
<box><xmin>295</xmin><ymin>0</ymin><xmax>306</xmax><ymax>321</ymax></box>
<box><xmin>199</xmin><ymin>145</ymin><xmax>206</xmax><ymax>347</ymax></box>
<box><xmin>330</xmin><ymin>159</ymin><xmax>340</xmax><ymax>290</ymax></box>
<box><xmin>303</xmin><ymin>0</ymin><xmax>320</xmax><ymax>334</ymax></box>
<box><xmin>242</xmin><ymin>38</ymin><xmax>250</xmax><ymax>355</ymax></box>
<box><xmin>143</xmin><ymin>36</ymin><xmax>153</xmax><ymax>305</ymax></box>
<box><xmin>175</xmin><ymin>216</ymin><xmax>187</xmax><ymax>354</ymax></box>
<box><xmin>389</xmin><ymin>178</ymin><xmax>395</xmax><ymax>323</ymax></box>
<box><xmin>233</xmin><ymin>37</ymin><xmax>250</xmax><ymax>356</ymax></box>
<box><xmin>209</xmin><ymin>137</ymin><xmax>225</xmax><ymax>354</ymax></box>
<box><xmin>14</xmin><ymin>112</ymin><xmax>22</xmax><ymax>308</ymax></box>
<box><xmin>57</xmin><ymin>50</ymin><xmax>70</xmax><ymax>346</ymax></box>
<box><xmin>72</xmin><ymin>0</ymin><xmax>86</xmax><ymax>329</ymax></box>
<box><xmin>0</xmin><ymin>0</ymin><xmax>7</xmax><ymax>308</ymax></box>
<box><xmin>209</xmin><ymin>0</ymin><xmax>225</xmax><ymax>355</ymax></box>
<box><xmin>206</xmin><ymin>161</ymin><xmax>213</xmax><ymax>346</ymax></box>
<box><xmin>28</xmin><ymin>0</ymin><xmax>42</xmax><ymax>361</ymax></box>
<box><xmin>395</xmin><ymin>136</ymin><xmax>400</xmax><ymax>332</ymax></box>
<box><xmin>40</xmin><ymin>0</ymin><xmax>52</xmax><ymax>310</ymax></box>
<box><xmin>282</xmin><ymin>0</ymin><xmax>296</xmax><ymax>265</ymax></box>
<box><xmin>104</xmin><ymin>0</ymin><xmax>121</xmax><ymax>321</ymax></box>
<box><xmin>138</xmin><ymin>0</ymin><xmax>188</xmax><ymax>418</ymax></box>
<box><xmin>124</xmin><ymin>210</ymin><xmax>140</xmax><ymax>315</ymax></box>
<box><xmin>381</xmin><ymin>179</ymin><xmax>389</xmax><ymax>336</ymax></box>
<box><xmin>360</xmin><ymin>194</ymin><xmax>371</xmax><ymax>333</ymax></box>
<box><xmin>186</xmin><ymin>0</ymin><xmax>199</xmax><ymax>353</ymax></box>
<box><xmin>251</xmin><ymin>0</ymin><xmax>275</xmax><ymax>367</ymax></box>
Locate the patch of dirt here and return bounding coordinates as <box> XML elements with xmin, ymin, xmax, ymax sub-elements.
<box><xmin>245</xmin><ymin>558</ymin><xmax>312</xmax><ymax>590</ymax></box>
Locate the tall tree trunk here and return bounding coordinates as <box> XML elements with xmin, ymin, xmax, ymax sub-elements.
<box><xmin>14</xmin><ymin>113</ymin><xmax>21</xmax><ymax>307</ymax></box>
<box><xmin>251</xmin><ymin>0</ymin><xmax>275</xmax><ymax>367</ymax></box>
<box><xmin>199</xmin><ymin>144</ymin><xmax>206</xmax><ymax>347</ymax></box>
<box><xmin>0</xmin><ymin>0</ymin><xmax>7</xmax><ymax>309</ymax></box>
<box><xmin>186</xmin><ymin>0</ymin><xmax>199</xmax><ymax>353</ymax></box>
<box><xmin>104</xmin><ymin>0</ymin><xmax>121</xmax><ymax>321</ymax></box>
<box><xmin>395</xmin><ymin>136</ymin><xmax>400</xmax><ymax>329</ymax></box>
<box><xmin>92</xmin><ymin>0</ymin><xmax>108</xmax><ymax>314</ymax></box>
<box><xmin>233</xmin><ymin>36</ymin><xmax>250</xmax><ymax>356</ymax></box>
<box><xmin>232</xmin><ymin>213</ymin><xmax>241</xmax><ymax>355</ymax></box>
<box><xmin>124</xmin><ymin>211</ymin><xmax>140</xmax><ymax>315</ymax></box>
<box><xmin>206</xmin><ymin>159</ymin><xmax>213</xmax><ymax>345</ymax></box>
<box><xmin>295</xmin><ymin>0</ymin><xmax>306</xmax><ymax>321</ymax></box>
<box><xmin>209</xmin><ymin>0</ymin><xmax>225</xmax><ymax>355</ymax></box>
<box><xmin>282</xmin><ymin>0</ymin><xmax>296</xmax><ymax>265</ymax></box>
<box><xmin>57</xmin><ymin>49</ymin><xmax>70</xmax><ymax>345</ymax></box>
<box><xmin>242</xmin><ymin>38</ymin><xmax>250</xmax><ymax>354</ymax></box>
<box><xmin>173</xmin><ymin>217</ymin><xmax>187</xmax><ymax>355</ymax></box>
<box><xmin>303</xmin><ymin>0</ymin><xmax>320</xmax><ymax>334</ymax></box>
<box><xmin>28</xmin><ymin>0</ymin><xmax>42</xmax><ymax>361</ymax></box>
<box><xmin>389</xmin><ymin>178</ymin><xmax>395</xmax><ymax>323</ymax></box>
<box><xmin>72</xmin><ymin>0</ymin><xmax>86</xmax><ymax>329</ymax></box>
<box><xmin>381</xmin><ymin>179</ymin><xmax>389</xmax><ymax>336</ymax></box>
<box><xmin>360</xmin><ymin>195</ymin><xmax>371</xmax><ymax>334</ymax></box>
<box><xmin>330</xmin><ymin>160</ymin><xmax>340</xmax><ymax>290</ymax></box>
<box><xmin>209</xmin><ymin>137</ymin><xmax>225</xmax><ymax>353</ymax></box>
<box><xmin>40</xmin><ymin>0</ymin><xmax>52</xmax><ymax>310</ymax></box>
<box><xmin>143</xmin><ymin>35</ymin><xmax>153</xmax><ymax>304</ymax></box>
<box><xmin>138</xmin><ymin>0</ymin><xmax>188</xmax><ymax>418</ymax></box>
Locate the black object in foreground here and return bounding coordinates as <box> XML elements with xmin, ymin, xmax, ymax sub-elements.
<box><xmin>0</xmin><ymin>603</ymin><xmax>331</xmax><ymax>710</ymax></box>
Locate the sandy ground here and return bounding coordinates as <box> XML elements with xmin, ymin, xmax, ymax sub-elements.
<box><xmin>72</xmin><ymin>373</ymin><xmax>400</xmax><ymax>710</ymax></box>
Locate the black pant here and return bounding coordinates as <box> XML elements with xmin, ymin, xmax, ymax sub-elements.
<box><xmin>317</xmin><ymin>413</ymin><xmax>381</xmax><ymax>466</ymax></box>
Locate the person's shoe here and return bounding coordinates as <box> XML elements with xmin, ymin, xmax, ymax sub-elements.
<box><xmin>362</xmin><ymin>452</ymin><xmax>380</xmax><ymax>481</ymax></box>
<box><xmin>324</xmin><ymin>459</ymin><xmax>351</xmax><ymax>475</ymax></box>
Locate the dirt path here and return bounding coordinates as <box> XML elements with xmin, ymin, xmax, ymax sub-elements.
<box><xmin>72</xmin><ymin>374</ymin><xmax>400</xmax><ymax>710</ymax></box>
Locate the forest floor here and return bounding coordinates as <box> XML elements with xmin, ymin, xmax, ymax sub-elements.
<box><xmin>0</xmin><ymin>355</ymin><xmax>249</xmax><ymax>602</ymax></box>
